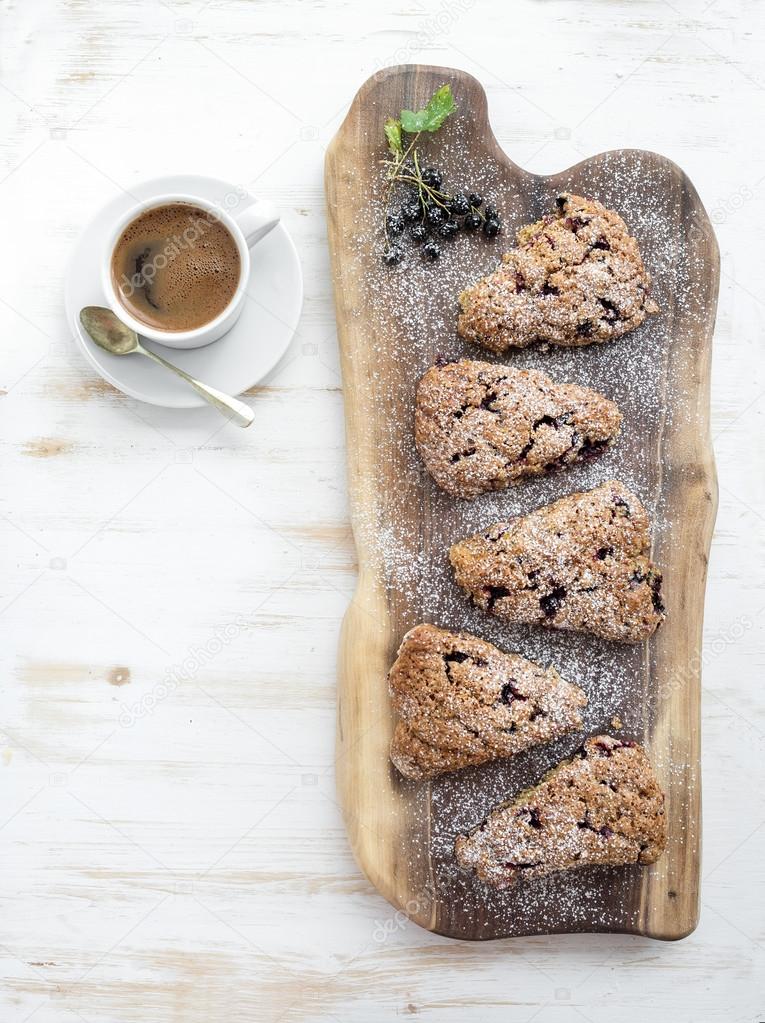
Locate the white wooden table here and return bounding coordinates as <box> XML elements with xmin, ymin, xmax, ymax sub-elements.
<box><xmin>1</xmin><ymin>2</ymin><xmax>762</xmax><ymax>1021</ymax></box>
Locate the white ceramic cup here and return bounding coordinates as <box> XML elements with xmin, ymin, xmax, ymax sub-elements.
<box><xmin>102</xmin><ymin>191</ymin><xmax>279</xmax><ymax>349</ymax></box>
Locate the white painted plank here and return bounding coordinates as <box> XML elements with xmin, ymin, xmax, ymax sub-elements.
<box><xmin>0</xmin><ymin>1</ymin><xmax>762</xmax><ymax>1020</ymax></box>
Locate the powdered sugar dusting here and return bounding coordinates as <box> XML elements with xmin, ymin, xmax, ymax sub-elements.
<box><xmin>336</xmin><ymin>93</ymin><xmax>711</xmax><ymax>935</ymax></box>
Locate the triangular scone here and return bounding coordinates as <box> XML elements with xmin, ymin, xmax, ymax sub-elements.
<box><xmin>415</xmin><ymin>359</ymin><xmax>622</xmax><ymax>499</ymax></box>
<box><xmin>449</xmin><ymin>480</ymin><xmax>665</xmax><ymax>643</ymax></box>
<box><xmin>455</xmin><ymin>734</ymin><xmax>667</xmax><ymax>889</ymax></box>
<box><xmin>457</xmin><ymin>193</ymin><xmax>659</xmax><ymax>353</ymax></box>
<box><xmin>388</xmin><ymin>623</ymin><xmax>586</xmax><ymax>780</ymax></box>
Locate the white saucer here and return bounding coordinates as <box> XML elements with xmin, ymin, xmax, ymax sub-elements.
<box><xmin>65</xmin><ymin>174</ymin><xmax>303</xmax><ymax>408</ymax></box>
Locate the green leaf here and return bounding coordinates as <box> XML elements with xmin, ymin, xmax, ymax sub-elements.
<box><xmin>399</xmin><ymin>84</ymin><xmax>456</xmax><ymax>134</ymax></box>
<box><xmin>384</xmin><ymin>116</ymin><xmax>403</xmax><ymax>156</ymax></box>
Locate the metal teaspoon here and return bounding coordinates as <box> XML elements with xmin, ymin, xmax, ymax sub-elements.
<box><xmin>79</xmin><ymin>306</ymin><xmax>255</xmax><ymax>428</ymax></box>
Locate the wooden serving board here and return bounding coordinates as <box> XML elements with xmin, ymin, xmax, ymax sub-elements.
<box><xmin>324</xmin><ymin>65</ymin><xmax>718</xmax><ymax>941</ymax></box>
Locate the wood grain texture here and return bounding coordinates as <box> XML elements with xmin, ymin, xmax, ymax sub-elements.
<box><xmin>3</xmin><ymin>2</ymin><xmax>763</xmax><ymax>1019</ymax></box>
<box><xmin>326</xmin><ymin>64</ymin><xmax>719</xmax><ymax>941</ymax></box>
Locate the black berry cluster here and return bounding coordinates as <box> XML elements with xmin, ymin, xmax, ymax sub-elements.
<box><xmin>383</xmin><ymin>167</ymin><xmax>502</xmax><ymax>265</ymax></box>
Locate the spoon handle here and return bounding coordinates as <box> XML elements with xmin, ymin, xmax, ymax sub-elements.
<box><xmin>137</xmin><ymin>345</ymin><xmax>255</xmax><ymax>428</ymax></box>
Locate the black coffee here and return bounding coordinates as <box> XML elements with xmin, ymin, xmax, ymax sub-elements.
<box><xmin>111</xmin><ymin>202</ymin><xmax>240</xmax><ymax>332</ymax></box>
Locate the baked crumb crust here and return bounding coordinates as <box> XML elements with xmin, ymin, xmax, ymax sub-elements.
<box><xmin>457</xmin><ymin>192</ymin><xmax>659</xmax><ymax>352</ymax></box>
<box><xmin>455</xmin><ymin>734</ymin><xmax>667</xmax><ymax>888</ymax></box>
<box><xmin>388</xmin><ymin>623</ymin><xmax>587</xmax><ymax>780</ymax></box>
<box><xmin>449</xmin><ymin>480</ymin><xmax>665</xmax><ymax>643</ymax></box>
<box><xmin>415</xmin><ymin>358</ymin><xmax>622</xmax><ymax>499</ymax></box>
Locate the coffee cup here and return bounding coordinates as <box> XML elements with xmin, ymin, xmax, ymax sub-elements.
<box><xmin>102</xmin><ymin>191</ymin><xmax>279</xmax><ymax>349</ymax></box>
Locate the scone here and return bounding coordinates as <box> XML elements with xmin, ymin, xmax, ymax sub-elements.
<box><xmin>455</xmin><ymin>734</ymin><xmax>667</xmax><ymax>889</ymax></box>
<box><xmin>449</xmin><ymin>480</ymin><xmax>665</xmax><ymax>643</ymax></box>
<box><xmin>388</xmin><ymin>623</ymin><xmax>587</xmax><ymax>780</ymax></box>
<box><xmin>457</xmin><ymin>193</ymin><xmax>659</xmax><ymax>352</ymax></box>
<box><xmin>415</xmin><ymin>359</ymin><xmax>622</xmax><ymax>499</ymax></box>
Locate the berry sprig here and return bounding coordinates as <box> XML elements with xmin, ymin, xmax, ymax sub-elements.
<box><xmin>381</xmin><ymin>84</ymin><xmax>502</xmax><ymax>265</ymax></box>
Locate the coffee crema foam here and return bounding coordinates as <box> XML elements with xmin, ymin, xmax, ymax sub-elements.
<box><xmin>111</xmin><ymin>202</ymin><xmax>241</xmax><ymax>332</ymax></box>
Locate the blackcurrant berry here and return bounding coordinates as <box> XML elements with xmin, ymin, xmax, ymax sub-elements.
<box><xmin>410</xmin><ymin>223</ymin><xmax>428</xmax><ymax>243</ymax></box>
<box><xmin>421</xmin><ymin>167</ymin><xmax>442</xmax><ymax>189</ymax></box>
<box><xmin>438</xmin><ymin>219</ymin><xmax>459</xmax><ymax>239</ymax></box>
<box><xmin>483</xmin><ymin>217</ymin><xmax>501</xmax><ymax>237</ymax></box>
<box><xmin>468</xmin><ymin>192</ymin><xmax>483</xmax><ymax>208</ymax></box>
<box><xmin>449</xmin><ymin>193</ymin><xmax>470</xmax><ymax>216</ymax></box>
<box><xmin>382</xmin><ymin>245</ymin><xmax>403</xmax><ymax>265</ymax></box>
<box><xmin>387</xmin><ymin>212</ymin><xmax>405</xmax><ymax>235</ymax></box>
<box><xmin>463</xmin><ymin>212</ymin><xmax>482</xmax><ymax>231</ymax></box>
<box><xmin>426</xmin><ymin>205</ymin><xmax>445</xmax><ymax>226</ymax></box>
<box><xmin>484</xmin><ymin>204</ymin><xmax>498</xmax><ymax>220</ymax></box>
<box><xmin>402</xmin><ymin>199</ymin><xmax>420</xmax><ymax>223</ymax></box>
<box><xmin>422</xmin><ymin>240</ymin><xmax>441</xmax><ymax>261</ymax></box>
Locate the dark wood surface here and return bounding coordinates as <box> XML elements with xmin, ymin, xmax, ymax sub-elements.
<box><xmin>325</xmin><ymin>64</ymin><xmax>719</xmax><ymax>940</ymax></box>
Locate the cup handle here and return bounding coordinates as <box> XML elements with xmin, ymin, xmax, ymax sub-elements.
<box><xmin>232</xmin><ymin>198</ymin><xmax>280</xmax><ymax>248</ymax></box>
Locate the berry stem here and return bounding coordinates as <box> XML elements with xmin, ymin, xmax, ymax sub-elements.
<box><xmin>382</xmin><ymin>131</ymin><xmax>423</xmax><ymax>252</ymax></box>
<box><xmin>379</xmin><ymin>122</ymin><xmax>496</xmax><ymax>260</ymax></box>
